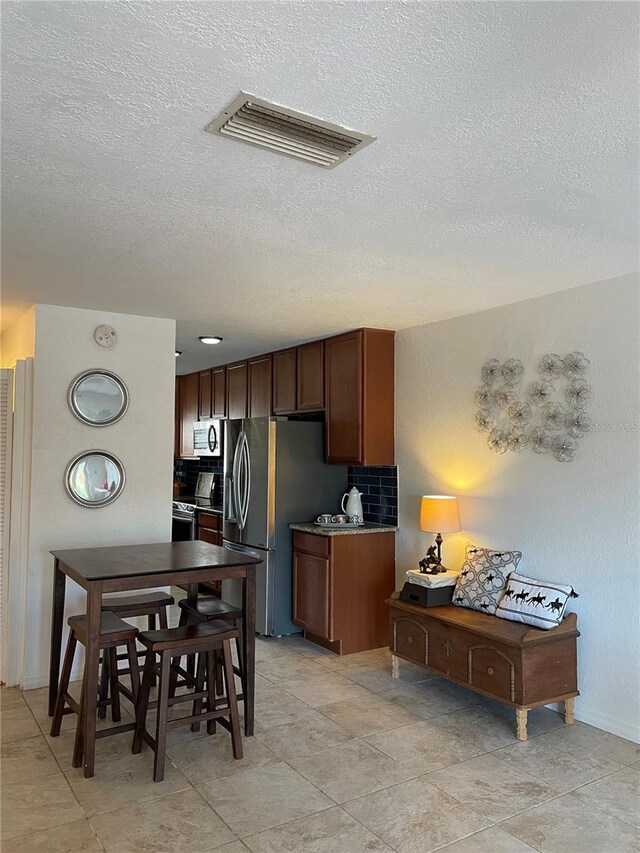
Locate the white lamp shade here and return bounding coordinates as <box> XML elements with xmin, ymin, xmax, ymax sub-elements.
<box><xmin>419</xmin><ymin>495</ymin><xmax>460</xmax><ymax>533</ymax></box>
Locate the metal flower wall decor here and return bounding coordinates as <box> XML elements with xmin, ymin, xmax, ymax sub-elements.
<box><xmin>475</xmin><ymin>353</ymin><xmax>591</xmax><ymax>462</ymax></box>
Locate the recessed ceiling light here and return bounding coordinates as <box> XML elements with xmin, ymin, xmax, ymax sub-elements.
<box><xmin>199</xmin><ymin>336</ymin><xmax>223</xmax><ymax>345</ymax></box>
<box><xmin>175</xmin><ymin>351</ymin><xmax>182</xmax><ymax>357</ymax></box>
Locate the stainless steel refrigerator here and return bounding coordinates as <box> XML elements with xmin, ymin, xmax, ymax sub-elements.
<box><xmin>222</xmin><ymin>417</ymin><xmax>347</xmax><ymax>636</ymax></box>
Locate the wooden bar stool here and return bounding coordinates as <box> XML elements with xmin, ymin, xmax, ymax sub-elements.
<box><xmin>50</xmin><ymin>611</ymin><xmax>140</xmax><ymax>768</ymax></box>
<box><xmin>101</xmin><ymin>591</ymin><xmax>175</xmax><ymax>629</ymax></box>
<box><xmin>132</xmin><ymin>620</ymin><xmax>243</xmax><ymax>783</ymax></box>
<box><xmin>98</xmin><ymin>591</ymin><xmax>175</xmax><ymax>718</ymax></box>
<box><xmin>177</xmin><ymin>596</ymin><xmax>245</xmax><ymax>704</ymax></box>
<box><xmin>177</xmin><ymin>582</ymin><xmax>222</xmax><ymax>598</ymax></box>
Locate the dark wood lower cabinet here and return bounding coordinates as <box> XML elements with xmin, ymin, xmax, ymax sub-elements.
<box><xmin>293</xmin><ymin>551</ymin><xmax>330</xmax><ymax>639</ymax></box>
<box><xmin>198</xmin><ymin>528</ymin><xmax>222</xmax><ymax>547</ymax></box>
<box><xmin>293</xmin><ymin>530</ymin><xmax>395</xmax><ymax>655</ymax></box>
<box><xmin>387</xmin><ymin>596</ymin><xmax>580</xmax><ymax>740</ymax></box>
<box><xmin>197</xmin><ymin>511</ymin><xmax>222</xmax><ymax>540</ymax></box>
<box><xmin>196</xmin><ymin>512</ymin><xmax>223</xmax><ymax>595</ymax></box>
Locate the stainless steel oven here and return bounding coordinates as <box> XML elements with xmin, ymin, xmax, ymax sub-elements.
<box><xmin>171</xmin><ymin>473</ymin><xmax>218</xmax><ymax>542</ymax></box>
<box><xmin>171</xmin><ymin>501</ymin><xmax>196</xmax><ymax>541</ymax></box>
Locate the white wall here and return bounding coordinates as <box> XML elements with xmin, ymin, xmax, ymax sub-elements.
<box><xmin>396</xmin><ymin>273</ymin><xmax>640</xmax><ymax>742</ymax></box>
<box><xmin>22</xmin><ymin>305</ymin><xmax>176</xmax><ymax>688</ymax></box>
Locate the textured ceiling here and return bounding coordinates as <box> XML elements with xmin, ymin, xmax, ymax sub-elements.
<box><xmin>1</xmin><ymin>1</ymin><xmax>638</xmax><ymax>373</ymax></box>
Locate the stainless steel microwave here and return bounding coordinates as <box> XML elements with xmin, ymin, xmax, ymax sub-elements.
<box><xmin>192</xmin><ymin>419</ymin><xmax>222</xmax><ymax>457</ymax></box>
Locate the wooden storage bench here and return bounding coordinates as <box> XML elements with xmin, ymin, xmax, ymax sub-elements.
<box><xmin>386</xmin><ymin>593</ymin><xmax>579</xmax><ymax>740</ymax></box>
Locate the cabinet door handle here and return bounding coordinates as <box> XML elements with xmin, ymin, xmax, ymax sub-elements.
<box><xmin>487</xmin><ymin>667</ymin><xmax>495</xmax><ymax>676</ymax></box>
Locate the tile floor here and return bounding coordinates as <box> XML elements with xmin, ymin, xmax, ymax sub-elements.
<box><xmin>2</xmin><ymin>629</ymin><xmax>639</xmax><ymax>852</ymax></box>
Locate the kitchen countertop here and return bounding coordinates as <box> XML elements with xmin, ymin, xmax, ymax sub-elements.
<box><xmin>195</xmin><ymin>505</ymin><xmax>223</xmax><ymax>515</ymax></box>
<box><xmin>289</xmin><ymin>522</ymin><xmax>398</xmax><ymax>537</ymax></box>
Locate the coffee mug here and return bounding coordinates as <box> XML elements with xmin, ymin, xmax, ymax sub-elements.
<box><xmin>348</xmin><ymin>514</ymin><xmax>363</xmax><ymax>524</ymax></box>
<box><xmin>331</xmin><ymin>514</ymin><xmax>348</xmax><ymax>524</ymax></box>
<box><xmin>317</xmin><ymin>514</ymin><xmax>333</xmax><ymax>524</ymax></box>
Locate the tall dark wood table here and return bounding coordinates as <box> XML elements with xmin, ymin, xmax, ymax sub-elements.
<box><xmin>48</xmin><ymin>540</ymin><xmax>261</xmax><ymax>778</ymax></box>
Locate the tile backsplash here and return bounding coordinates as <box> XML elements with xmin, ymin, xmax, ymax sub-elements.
<box><xmin>174</xmin><ymin>458</ymin><xmax>224</xmax><ymax>503</ymax></box>
<box><xmin>176</xmin><ymin>458</ymin><xmax>398</xmax><ymax>526</ymax></box>
<box><xmin>347</xmin><ymin>466</ymin><xmax>398</xmax><ymax>526</ymax></box>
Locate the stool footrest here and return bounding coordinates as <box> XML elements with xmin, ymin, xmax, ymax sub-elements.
<box><xmin>95</xmin><ymin>721</ymin><xmax>135</xmax><ymax>738</ymax></box>
<box><xmin>118</xmin><ymin>683</ymin><xmax>135</xmax><ymax>705</ymax></box>
<box><xmin>62</xmin><ymin>694</ymin><xmax>81</xmax><ymax>716</ymax></box>
<box><xmin>166</xmin><ymin>706</ymin><xmax>235</xmax><ymax>729</ymax></box>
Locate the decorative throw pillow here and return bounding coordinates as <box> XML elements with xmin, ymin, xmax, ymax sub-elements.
<box><xmin>452</xmin><ymin>544</ymin><xmax>522</xmax><ymax>615</ymax></box>
<box><xmin>495</xmin><ymin>571</ymin><xmax>577</xmax><ymax>630</ymax></box>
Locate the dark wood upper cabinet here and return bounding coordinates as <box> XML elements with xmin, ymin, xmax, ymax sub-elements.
<box><xmin>297</xmin><ymin>340</ymin><xmax>324</xmax><ymax>411</ymax></box>
<box><xmin>198</xmin><ymin>370</ymin><xmax>212</xmax><ymax>420</ymax></box>
<box><xmin>325</xmin><ymin>328</ymin><xmax>394</xmax><ymax>465</ymax></box>
<box><xmin>325</xmin><ymin>332</ymin><xmax>362</xmax><ymax>464</ymax></box>
<box><xmin>176</xmin><ymin>327</ymin><xmax>394</xmax><ymax>463</ymax></box>
<box><xmin>226</xmin><ymin>361</ymin><xmax>248</xmax><ymax>420</ymax></box>
<box><xmin>178</xmin><ymin>372</ymin><xmax>199</xmax><ymax>458</ymax></box>
<box><xmin>211</xmin><ymin>367</ymin><xmax>226</xmax><ymax>419</ymax></box>
<box><xmin>248</xmin><ymin>354</ymin><xmax>272</xmax><ymax>418</ymax></box>
<box><xmin>360</xmin><ymin>328</ymin><xmax>395</xmax><ymax>464</ymax></box>
<box><xmin>174</xmin><ymin>378</ymin><xmax>180</xmax><ymax>458</ymax></box>
<box><xmin>272</xmin><ymin>349</ymin><xmax>297</xmax><ymax>414</ymax></box>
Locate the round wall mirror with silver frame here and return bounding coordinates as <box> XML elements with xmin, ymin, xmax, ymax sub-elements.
<box><xmin>68</xmin><ymin>369</ymin><xmax>129</xmax><ymax>426</ymax></box>
<box><xmin>64</xmin><ymin>450</ymin><xmax>126</xmax><ymax>508</ymax></box>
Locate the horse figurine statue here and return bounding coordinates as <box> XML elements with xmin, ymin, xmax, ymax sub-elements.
<box><xmin>419</xmin><ymin>545</ymin><xmax>441</xmax><ymax>574</ymax></box>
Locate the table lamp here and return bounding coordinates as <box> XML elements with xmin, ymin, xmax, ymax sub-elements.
<box><xmin>419</xmin><ymin>495</ymin><xmax>460</xmax><ymax>573</ymax></box>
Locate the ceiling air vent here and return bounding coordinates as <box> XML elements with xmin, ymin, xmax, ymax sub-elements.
<box><xmin>204</xmin><ymin>92</ymin><xmax>375</xmax><ymax>169</ymax></box>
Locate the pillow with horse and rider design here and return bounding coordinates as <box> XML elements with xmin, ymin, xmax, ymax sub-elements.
<box><xmin>495</xmin><ymin>570</ymin><xmax>577</xmax><ymax>630</ymax></box>
<box><xmin>451</xmin><ymin>544</ymin><xmax>522</xmax><ymax>615</ymax></box>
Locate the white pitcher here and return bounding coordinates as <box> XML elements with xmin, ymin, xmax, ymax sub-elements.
<box><xmin>341</xmin><ymin>487</ymin><xmax>364</xmax><ymax>520</ymax></box>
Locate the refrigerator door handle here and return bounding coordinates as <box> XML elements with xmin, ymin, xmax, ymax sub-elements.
<box><xmin>222</xmin><ymin>539</ymin><xmax>264</xmax><ymax>561</ymax></box>
<box><xmin>241</xmin><ymin>430</ymin><xmax>251</xmax><ymax>530</ymax></box>
<box><xmin>237</xmin><ymin>429</ymin><xmax>245</xmax><ymax>530</ymax></box>
<box><xmin>234</xmin><ymin>429</ymin><xmax>249</xmax><ymax>531</ymax></box>
<box><xmin>231</xmin><ymin>432</ymin><xmax>242</xmax><ymax>527</ymax></box>
<box><xmin>223</xmin><ymin>475</ymin><xmax>233</xmax><ymax>521</ymax></box>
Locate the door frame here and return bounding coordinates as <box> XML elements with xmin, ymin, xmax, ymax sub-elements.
<box><xmin>2</xmin><ymin>359</ymin><xmax>33</xmax><ymax>686</ymax></box>
<box><xmin>0</xmin><ymin>368</ymin><xmax>13</xmax><ymax>683</ymax></box>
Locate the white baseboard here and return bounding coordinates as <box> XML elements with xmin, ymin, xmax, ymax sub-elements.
<box><xmin>23</xmin><ymin>663</ymin><xmax>85</xmax><ymax>691</ymax></box>
<box><xmin>545</xmin><ymin>699</ymin><xmax>639</xmax><ymax>743</ymax></box>
<box><xmin>573</xmin><ymin>703</ymin><xmax>640</xmax><ymax>744</ymax></box>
